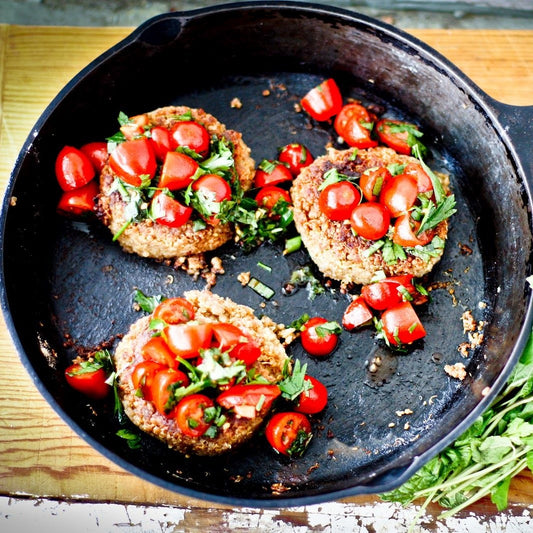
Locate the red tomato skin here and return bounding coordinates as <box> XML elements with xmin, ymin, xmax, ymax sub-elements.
<box><xmin>151</xmin><ymin>192</ymin><xmax>193</xmax><ymax>228</ymax></box>
<box><xmin>318</xmin><ymin>181</ymin><xmax>361</xmax><ymax>221</ymax></box>
<box><xmin>164</xmin><ymin>323</ymin><xmax>213</xmax><ymax>359</ymax></box>
<box><xmin>57</xmin><ymin>180</ymin><xmax>99</xmax><ymax>216</ymax></box>
<box><xmin>153</xmin><ymin>297</ymin><xmax>195</xmax><ymax>324</ymax></box>
<box><xmin>150</xmin><ymin>368</ymin><xmax>191</xmax><ymax>415</ymax></box>
<box><xmin>265</xmin><ymin>411</ymin><xmax>312</xmax><ymax>456</ymax></box>
<box><xmin>212</xmin><ymin>323</ymin><xmax>246</xmax><ymax>351</ymax></box>
<box><xmin>404</xmin><ymin>162</ymin><xmax>433</xmax><ymax>194</ymax></box>
<box><xmin>230</xmin><ymin>341</ymin><xmax>262</xmax><ymax>367</ymax></box>
<box><xmin>217</xmin><ymin>384</ymin><xmax>281</xmax><ymax>414</ymax></box>
<box><xmin>141</xmin><ymin>336</ymin><xmax>178</xmax><ymax>369</ymax></box>
<box><xmin>300</xmin><ymin>78</ymin><xmax>343</xmax><ymax>121</ymax></box>
<box><xmin>361</xmin><ymin>281</ymin><xmax>403</xmax><ymax>311</ymax></box>
<box><xmin>350</xmin><ymin>202</ymin><xmax>391</xmax><ymax>241</ymax></box>
<box><xmin>131</xmin><ymin>361</ymin><xmax>166</xmax><ymax>402</ymax></box>
<box><xmin>392</xmin><ymin>214</ymin><xmax>434</xmax><ymax>247</ymax></box>
<box><xmin>170</xmin><ymin>121</ymin><xmax>210</xmax><ymax>156</ymax></box>
<box><xmin>254</xmin><ymin>162</ymin><xmax>293</xmax><ymax>188</ymax></box>
<box><xmin>64</xmin><ymin>364</ymin><xmax>109</xmax><ymax>399</ymax></box>
<box><xmin>278</xmin><ymin>144</ymin><xmax>314</xmax><ymax>176</ymax></box>
<box><xmin>109</xmin><ymin>138</ymin><xmax>157</xmax><ymax>186</ymax></box>
<box><xmin>80</xmin><ymin>142</ymin><xmax>108</xmax><ymax>172</ymax></box>
<box><xmin>379</xmin><ymin>174</ymin><xmax>419</xmax><ymax>218</ymax></box>
<box><xmin>376</xmin><ymin>118</ymin><xmax>416</xmax><ymax>155</ymax></box>
<box><xmin>342</xmin><ymin>296</ymin><xmax>374</xmax><ymax>330</ymax></box>
<box><xmin>360</xmin><ymin>167</ymin><xmax>392</xmax><ymax>202</ymax></box>
<box><xmin>55</xmin><ymin>146</ymin><xmax>95</xmax><ymax>191</ymax></box>
<box><xmin>149</xmin><ymin>126</ymin><xmax>172</xmax><ymax>161</ymax></box>
<box><xmin>255</xmin><ymin>186</ymin><xmax>291</xmax><ymax>212</ymax></box>
<box><xmin>159</xmin><ymin>151</ymin><xmax>199</xmax><ymax>190</ymax></box>
<box><xmin>173</xmin><ymin>394</ymin><xmax>214</xmax><ymax>437</ymax></box>
<box><xmin>120</xmin><ymin>114</ymin><xmax>149</xmax><ymax>140</ymax></box>
<box><xmin>295</xmin><ymin>375</ymin><xmax>328</xmax><ymax>414</ymax></box>
<box><xmin>192</xmin><ymin>174</ymin><xmax>232</xmax><ymax>203</ymax></box>
<box><xmin>300</xmin><ymin>317</ymin><xmax>338</xmax><ymax>357</ymax></box>
<box><xmin>381</xmin><ymin>301</ymin><xmax>426</xmax><ymax>346</ymax></box>
<box><xmin>334</xmin><ymin>103</ymin><xmax>378</xmax><ymax>148</ymax></box>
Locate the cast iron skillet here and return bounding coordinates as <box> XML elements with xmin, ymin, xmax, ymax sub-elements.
<box><xmin>2</xmin><ymin>1</ymin><xmax>533</xmax><ymax>507</ymax></box>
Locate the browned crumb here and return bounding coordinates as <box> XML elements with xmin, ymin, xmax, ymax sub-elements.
<box><xmin>459</xmin><ymin>242</ymin><xmax>473</xmax><ymax>255</ymax></box>
<box><xmin>210</xmin><ymin>256</ymin><xmax>224</xmax><ymax>275</ymax></box>
<box><xmin>458</xmin><ymin>342</ymin><xmax>471</xmax><ymax>357</ymax></box>
<box><xmin>237</xmin><ymin>271</ymin><xmax>251</xmax><ymax>286</ymax></box>
<box><xmin>444</xmin><ymin>362</ymin><xmax>467</xmax><ymax>381</ymax></box>
<box><xmin>9</xmin><ymin>196</ymin><xmax>17</xmax><ymax>207</ymax></box>
<box><xmin>307</xmin><ymin>462</ymin><xmax>320</xmax><ymax>475</ymax></box>
<box><xmin>293</xmin><ymin>102</ymin><xmax>302</xmax><ymax>113</ymax></box>
<box><xmin>461</xmin><ymin>310</ymin><xmax>477</xmax><ymax>333</ymax></box>
<box><xmin>271</xmin><ymin>483</ymin><xmax>291</xmax><ymax>494</ymax></box>
<box><xmin>395</xmin><ymin>408</ymin><xmax>414</xmax><ymax>417</ymax></box>
<box><xmin>230</xmin><ymin>97</ymin><xmax>242</xmax><ymax>109</ymax></box>
<box><xmin>262</xmin><ymin>89</ymin><xmax>271</xmax><ymax>97</ymax></box>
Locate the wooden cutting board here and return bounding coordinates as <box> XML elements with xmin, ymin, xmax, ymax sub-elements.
<box><xmin>1</xmin><ymin>25</ymin><xmax>533</xmax><ymax>527</ymax></box>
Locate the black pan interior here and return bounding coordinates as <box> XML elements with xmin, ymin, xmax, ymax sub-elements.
<box><xmin>2</xmin><ymin>3</ymin><xmax>532</xmax><ymax>504</ymax></box>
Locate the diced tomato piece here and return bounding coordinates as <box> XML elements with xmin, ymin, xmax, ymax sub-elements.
<box><xmin>153</xmin><ymin>297</ymin><xmax>195</xmax><ymax>324</ymax></box>
<box><xmin>217</xmin><ymin>384</ymin><xmax>281</xmax><ymax>417</ymax></box>
<box><xmin>254</xmin><ymin>160</ymin><xmax>293</xmax><ymax>188</ymax></box>
<box><xmin>55</xmin><ymin>145</ymin><xmax>95</xmax><ymax>191</ymax></box>
<box><xmin>108</xmin><ymin>138</ymin><xmax>157</xmax><ymax>186</ymax></box>
<box><xmin>64</xmin><ymin>363</ymin><xmax>109</xmax><ymax>399</ymax></box>
<box><xmin>164</xmin><ymin>323</ymin><xmax>213</xmax><ymax>358</ymax></box>
<box><xmin>80</xmin><ymin>141</ymin><xmax>108</xmax><ymax>172</ymax></box>
<box><xmin>300</xmin><ymin>78</ymin><xmax>343</xmax><ymax>121</ymax></box>
<box><xmin>350</xmin><ymin>202</ymin><xmax>391</xmax><ymax>241</ymax></box>
<box><xmin>131</xmin><ymin>361</ymin><xmax>166</xmax><ymax>401</ymax></box>
<box><xmin>173</xmin><ymin>394</ymin><xmax>214</xmax><ymax>436</ymax></box>
<box><xmin>255</xmin><ymin>186</ymin><xmax>291</xmax><ymax>213</ymax></box>
<box><xmin>360</xmin><ymin>167</ymin><xmax>392</xmax><ymax>202</ymax></box>
<box><xmin>342</xmin><ymin>296</ymin><xmax>373</xmax><ymax>330</ymax></box>
<box><xmin>170</xmin><ymin>121</ymin><xmax>210</xmax><ymax>157</ymax></box>
<box><xmin>141</xmin><ymin>336</ymin><xmax>178</xmax><ymax>368</ymax></box>
<box><xmin>149</xmin><ymin>126</ymin><xmax>172</xmax><ymax>161</ymax></box>
<box><xmin>319</xmin><ymin>180</ymin><xmax>361</xmax><ymax>221</ymax></box>
<box><xmin>150</xmin><ymin>368</ymin><xmax>190</xmax><ymax>415</ymax></box>
<box><xmin>380</xmin><ymin>301</ymin><xmax>426</xmax><ymax>346</ymax></box>
<box><xmin>392</xmin><ymin>214</ymin><xmax>435</xmax><ymax>247</ymax></box>
<box><xmin>57</xmin><ymin>180</ymin><xmax>99</xmax><ymax>216</ymax></box>
<box><xmin>334</xmin><ymin>103</ymin><xmax>378</xmax><ymax>149</ymax></box>
<box><xmin>151</xmin><ymin>191</ymin><xmax>193</xmax><ymax>228</ymax></box>
<box><xmin>120</xmin><ymin>114</ymin><xmax>149</xmax><ymax>140</ymax></box>
<box><xmin>159</xmin><ymin>151</ymin><xmax>199</xmax><ymax>190</ymax></box>
<box><xmin>295</xmin><ymin>375</ymin><xmax>328</xmax><ymax>414</ymax></box>
<box><xmin>379</xmin><ymin>174</ymin><xmax>419</xmax><ymax>218</ymax></box>
<box><xmin>278</xmin><ymin>143</ymin><xmax>314</xmax><ymax>176</ymax></box>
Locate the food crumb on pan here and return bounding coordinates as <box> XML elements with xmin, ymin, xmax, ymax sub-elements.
<box><xmin>388</xmin><ymin>422</ymin><xmax>396</xmax><ymax>428</ymax></box>
<box><xmin>271</xmin><ymin>483</ymin><xmax>291</xmax><ymax>494</ymax></box>
<box><xmin>230</xmin><ymin>97</ymin><xmax>242</xmax><ymax>108</ymax></box>
<box><xmin>307</xmin><ymin>462</ymin><xmax>320</xmax><ymax>475</ymax></box>
<box><xmin>404</xmin><ymin>422</ymin><xmax>411</xmax><ymax>430</ymax></box>
<box><xmin>237</xmin><ymin>271</ymin><xmax>251</xmax><ymax>286</ymax></box>
<box><xmin>395</xmin><ymin>408</ymin><xmax>413</xmax><ymax>417</ymax></box>
<box><xmin>444</xmin><ymin>362</ymin><xmax>467</xmax><ymax>381</ymax></box>
<box><xmin>482</xmin><ymin>386</ymin><xmax>491</xmax><ymax>397</ymax></box>
<box><xmin>9</xmin><ymin>196</ymin><xmax>17</xmax><ymax>206</ymax></box>
<box><xmin>262</xmin><ymin>89</ymin><xmax>270</xmax><ymax>97</ymax></box>
<box><xmin>461</xmin><ymin>310</ymin><xmax>477</xmax><ymax>333</ymax></box>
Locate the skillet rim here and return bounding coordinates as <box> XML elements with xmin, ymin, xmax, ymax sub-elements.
<box><xmin>1</xmin><ymin>0</ymin><xmax>532</xmax><ymax>507</ymax></box>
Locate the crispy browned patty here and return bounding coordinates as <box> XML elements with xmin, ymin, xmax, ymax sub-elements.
<box><xmin>114</xmin><ymin>290</ymin><xmax>288</xmax><ymax>456</ymax></box>
<box><xmin>97</xmin><ymin>106</ymin><xmax>255</xmax><ymax>260</ymax></box>
<box><xmin>290</xmin><ymin>147</ymin><xmax>449</xmax><ymax>285</ymax></box>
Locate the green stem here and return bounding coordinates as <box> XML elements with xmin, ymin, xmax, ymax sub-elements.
<box><xmin>481</xmin><ymin>397</ymin><xmax>533</xmax><ymax>439</ymax></box>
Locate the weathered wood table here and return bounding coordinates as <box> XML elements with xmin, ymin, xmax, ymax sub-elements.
<box><xmin>1</xmin><ymin>25</ymin><xmax>533</xmax><ymax>531</ymax></box>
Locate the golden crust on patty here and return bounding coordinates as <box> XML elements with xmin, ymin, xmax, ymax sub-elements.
<box><xmin>290</xmin><ymin>147</ymin><xmax>449</xmax><ymax>285</ymax></box>
<box><xmin>114</xmin><ymin>290</ymin><xmax>288</xmax><ymax>456</ymax></box>
<box><xmin>97</xmin><ymin>106</ymin><xmax>255</xmax><ymax>260</ymax></box>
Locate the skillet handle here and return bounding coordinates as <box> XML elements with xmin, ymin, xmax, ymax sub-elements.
<box><xmin>490</xmin><ymin>100</ymin><xmax>533</xmax><ymax>189</ymax></box>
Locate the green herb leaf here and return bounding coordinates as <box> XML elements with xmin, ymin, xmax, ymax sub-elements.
<box><xmin>116</xmin><ymin>428</ymin><xmax>142</xmax><ymax>449</ymax></box>
<box><xmin>278</xmin><ymin>359</ymin><xmax>312</xmax><ymax>401</ymax></box>
<box><xmin>315</xmin><ymin>321</ymin><xmax>342</xmax><ymax>337</ymax></box>
<box><xmin>134</xmin><ymin>289</ymin><xmax>165</xmax><ymax>313</ymax></box>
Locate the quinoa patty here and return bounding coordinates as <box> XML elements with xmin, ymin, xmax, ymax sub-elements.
<box><xmin>114</xmin><ymin>290</ymin><xmax>288</xmax><ymax>456</ymax></box>
<box><xmin>291</xmin><ymin>147</ymin><xmax>450</xmax><ymax>285</ymax></box>
<box><xmin>97</xmin><ymin>106</ymin><xmax>255</xmax><ymax>260</ymax></box>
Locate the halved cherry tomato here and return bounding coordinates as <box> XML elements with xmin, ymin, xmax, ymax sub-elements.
<box><xmin>379</xmin><ymin>174</ymin><xmax>418</xmax><ymax>218</ymax></box>
<box><xmin>149</xmin><ymin>126</ymin><xmax>172</xmax><ymax>161</ymax></box>
<box><xmin>109</xmin><ymin>138</ymin><xmax>157</xmax><ymax>186</ymax></box>
<box><xmin>151</xmin><ymin>191</ymin><xmax>193</xmax><ymax>228</ymax></box>
<box><xmin>131</xmin><ymin>361</ymin><xmax>166</xmax><ymax>402</ymax></box>
<box><xmin>230</xmin><ymin>341</ymin><xmax>262</xmax><ymax>367</ymax></box>
<box><xmin>55</xmin><ymin>146</ymin><xmax>95</xmax><ymax>191</ymax></box>
<box><xmin>350</xmin><ymin>201</ymin><xmax>391</xmax><ymax>241</ymax></box>
<box><xmin>164</xmin><ymin>323</ymin><xmax>213</xmax><ymax>358</ymax></box>
<box><xmin>212</xmin><ymin>323</ymin><xmax>246</xmax><ymax>350</ymax></box>
<box><xmin>392</xmin><ymin>214</ymin><xmax>435</xmax><ymax>247</ymax></box>
<box><xmin>295</xmin><ymin>375</ymin><xmax>328</xmax><ymax>414</ymax></box>
<box><xmin>376</xmin><ymin>118</ymin><xmax>419</xmax><ymax>155</ymax></box>
<box><xmin>153</xmin><ymin>297</ymin><xmax>195</xmax><ymax>324</ymax></box>
<box><xmin>360</xmin><ymin>167</ymin><xmax>392</xmax><ymax>202</ymax></box>
<box><xmin>150</xmin><ymin>368</ymin><xmax>191</xmax><ymax>415</ymax></box>
<box><xmin>301</xmin><ymin>317</ymin><xmax>339</xmax><ymax>357</ymax></box>
<box><xmin>265</xmin><ymin>411</ymin><xmax>312</xmax><ymax>457</ymax></box>
<box><xmin>380</xmin><ymin>301</ymin><xmax>426</xmax><ymax>346</ymax></box>
<box><xmin>254</xmin><ymin>160</ymin><xmax>293</xmax><ymax>188</ymax></box>
<box><xmin>174</xmin><ymin>394</ymin><xmax>214</xmax><ymax>437</ymax></box>
<box><xmin>217</xmin><ymin>384</ymin><xmax>281</xmax><ymax>418</ymax></box>
<box><xmin>318</xmin><ymin>180</ymin><xmax>361</xmax><ymax>221</ymax></box>
<box><xmin>361</xmin><ymin>280</ymin><xmax>404</xmax><ymax>311</ymax></box>
<box><xmin>80</xmin><ymin>141</ymin><xmax>108</xmax><ymax>172</ymax></box>
<box><xmin>120</xmin><ymin>114</ymin><xmax>149</xmax><ymax>140</ymax></box>
<box><xmin>64</xmin><ymin>363</ymin><xmax>109</xmax><ymax>399</ymax></box>
<box><xmin>141</xmin><ymin>336</ymin><xmax>178</xmax><ymax>368</ymax></box>
<box><xmin>278</xmin><ymin>143</ymin><xmax>314</xmax><ymax>176</ymax></box>
<box><xmin>159</xmin><ymin>151</ymin><xmax>199</xmax><ymax>190</ymax></box>
<box><xmin>170</xmin><ymin>121</ymin><xmax>210</xmax><ymax>157</ymax></box>
<box><xmin>191</xmin><ymin>174</ymin><xmax>232</xmax><ymax>224</ymax></box>
<box><xmin>300</xmin><ymin>78</ymin><xmax>343</xmax><ymax>121</ymax></box>
<box><xmin>334</xmin><ymin>103</ymin><xmax>378</xmax><ymax>149</ymax></box>
<box><xmin>57</xmin><ymin>180</ymin><xmax>99</xmax><ymax>216</ymax></box>
<box><xmin>255</xmin><ymin>186</ymin><xmax>291</xmax><ymax>213</ymax></box>
<box><xmin>404</xmin><ymin>162</ymin><xmax>433</xmax><ymax>194</ymax></box>
<box><xmin>342</xmin><ymin>296</ymin><xmax>373</xmax><ymax>330</ymax></box>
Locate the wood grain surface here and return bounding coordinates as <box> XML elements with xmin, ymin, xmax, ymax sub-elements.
<box><xmin>1</xmin><ymin>25</ymin><xmax>533</xmax><ymax>528</ymax></box>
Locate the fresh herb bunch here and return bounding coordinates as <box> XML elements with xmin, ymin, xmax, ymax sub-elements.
<box><xmin>380</xmin><ymin>331</ymin><xmax>533</xmax><ymax>520</ymax></box>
